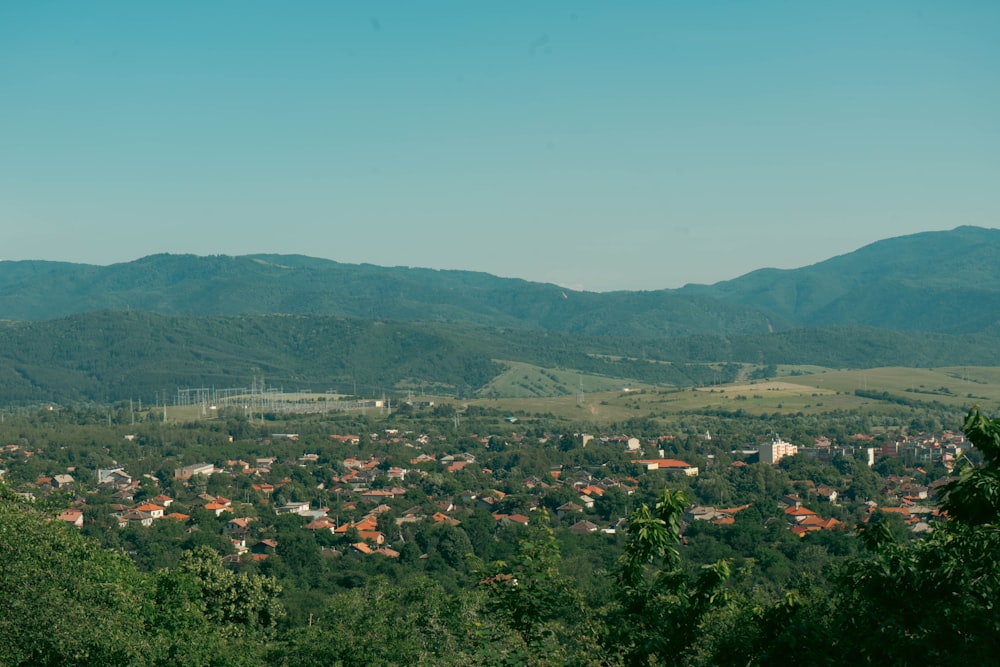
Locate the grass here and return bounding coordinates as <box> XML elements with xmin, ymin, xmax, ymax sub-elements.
<box><xmin>476</xmin><ymin>361</ymin><xmax>654</xmax><ymax>399</ymax></box>
<box><xmin>464</xmin><ymin>366</ymin><xmax>1000</xmax><ymax>425</ymax></box>
<box><xmin>781</xmin><ymin>366</ymin><xmax>1000</xmax><ymax>411</ymax></box>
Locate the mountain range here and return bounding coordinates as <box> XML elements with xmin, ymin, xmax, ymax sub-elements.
<box><xmin>3</xmin><ymin>226</ymin><xmax>998</xmax><ymax>337</ymax></box>
<box><xmin>1</xmin><ymin>226</ymin><xmax>998</xmax><ymax>403</ymax></box>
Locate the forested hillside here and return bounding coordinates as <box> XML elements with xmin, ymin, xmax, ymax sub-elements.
<box><xmin>2</xmin><ymin>311</ymin><xmax>1000</xmax><ymax>404</ymax></box>
<box><xmin>4</xmin><ymin>226</ymin><xmax>1000</xmax><ymax>336</ymax></box>
<box><xmin>682</xmin><ymin>226</ymin><xmax>1000</xmax><ymax>333</ymax></box>
<box><xmin>0</xmin><ymin>253</ymin><xmax>776</xmax><ymax>337</ymax></box>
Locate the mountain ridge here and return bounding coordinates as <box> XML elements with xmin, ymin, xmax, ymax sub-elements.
<box><xmin>1</xmin><ymin>226</ymin><xmax>998</xmax><ymax>336</ymax></box>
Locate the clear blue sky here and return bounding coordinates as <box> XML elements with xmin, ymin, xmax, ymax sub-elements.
<box><xmin>2</xmin><ymin>1</ymin><xmax>998</xmax><ymax>291</ymax></box>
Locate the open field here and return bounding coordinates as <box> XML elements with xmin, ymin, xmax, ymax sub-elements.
<box><xmin>462</xmin><ymin>366</ymin><xmax>1000</xmax><ymax>424</ymax></box>
<box><xmin>781</xmin><ymin>366</ymin><xmax>1000</xmax><ymax>409</ymax></box>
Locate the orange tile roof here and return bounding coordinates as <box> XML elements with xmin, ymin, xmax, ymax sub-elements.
<box><xmin>785</xmin><ymin>506</ymin><xmax>817</xmax><ymax>517</ymax></box>
<box><xmin>355</xmin><ymin>518</ymin><xmax>378</xmax><ymax>531</ymax></box>
<box><xmin>352</xmin><ymin>542</ymin><xmax>374</xmax><ymax>555</ymax></box>
<box><xmin>716</xmin><ymin>504</ymin><xmax>751</xmax><ymax>514</ymax></box>
<box><xmin>134</xmin><ymin>503</ymin><xmax>164</xmax><ymax>513</ymax></box>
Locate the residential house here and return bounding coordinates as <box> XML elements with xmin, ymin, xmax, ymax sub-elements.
<box><xmin>556</xmin><ymin>502</ymin><xmax>583</xmax><ymax>519</ymax></box>
<box><xmin>636</xmin><ymin>459</ymin><xmax>699</xmax><ymax>476</ymax></box>
<box><xmin>432</xmin><ymin>512</ymin><xmax>461</xmax><ymax>526</ymax></box>
<box><xmin>275</xmin><ymin>501</ymin><xmax>311</xmax><ymax>516</ymax></box>
<box><xmin>815</xmin><ymin>485</ymin><xmax>839</xmax><ymax>503</ymax></box>
<box><xmin>505</xmin><ymin>514</ymin><xmax>531</xmax><ymax>526</ymax></box>
<box><xmin>357</xmin><ymin>530</ymin><xmax>385</xmax><ymax>545</ymax></box>
<box><xmin>685</xmin><ymin>506</ymin><xmax>719</xmax><ymax>522</ymax></box>
<box><xmin>58</xmin><ymin>509</ymin><xmax>84</xmax><ymax>528</ymax></box>
<box><xmin>351</xmin><ymin>542</ymin><xmax>374</xmax><ymax>555</ymax></box>
<box><xmin>252</xmin><ymin>539</ymin><xmax>278</xmax><ymax>556</ymax></box>
<box><xmin>204</xmin><ymin>502</ymin><xmax>234</xmax><ymax>517</ymax></box>
<box><xmin>608</xmin><ymin>436</ymin><xmax>641</xmax><ymax>451</ymax></box>
<box><xmin>304</xmin><ymin>518</ymin><xmax>337</xmax><ymax>533</ymax></box>
<box><xmin>112</xmin><ymin>487</ymin><xmax>137</xmax><ymax>502</ymax></box>
<box><xmin>97</xmin><ymin>467</ymin><xmax>132</xmax><ymax>487</ymax></box>
<box><xmin>52</xmin><ymin>474</ymin><xmax>75</xmax><ymax>488</ymax></box>
<box><xmin>784</xmin><ymin>505</ymin><xmax>818</xmax><ymax>523</ymax></box>
<box><xmin>569</xmin><ymin>519</ymin><xmax>599</xmax><ymax>535</ymax></box>
<box><xmin>224</xmin><ymin>517</ymin><xmax>254</xmax><ymax>535</ymax></box>
<box><xmin>174</xmin><ymin>462</ymin><xmax>217</xmax><ymax>481</ymax></box>
<box><xmin>120</xmin><ymin>510</ymin><xmax>154</xmax><ymax>528</ymax></box>
<box><xmin>134</xmin><ymin>503</ymin><xmax>165</xmax><ymax>519</ymax></box>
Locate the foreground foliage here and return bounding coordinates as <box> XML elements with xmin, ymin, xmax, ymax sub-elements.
<box><xmin>0</xmin><ymin>486</ymin><xmax>279</xmax><ymax>666</ymax></box>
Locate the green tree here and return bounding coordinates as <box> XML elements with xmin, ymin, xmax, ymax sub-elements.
<box><xmin>481</xmin><ymin>510</ymin><xmax>603</xmax><ymax>664</ymax></box>
<box><xmin>177</xmin><ymin>545</ymin><xmax>284</xmax><ymax>635</ymax></box>
<box><xmin>595</xmin><ymin>485</ymin><xmax>629</xmax><ymax>521</ymax></box>
<box><xmin>606</xmin><ymin>489</ymin><xmax>731</xmax><ymax>666</ymax></box>
<box><xmin>0</xmin><ymin>487</ymin><xmax>152</xmax><ymax>666</ymax></box>
<box><xmin>274</xmin><ymin>576</ymin><xmax>520</xmax><ymax>666</ymax></box>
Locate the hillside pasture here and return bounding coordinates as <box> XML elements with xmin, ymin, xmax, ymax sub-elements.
<box><xmin>476</xmin><ymin>361</ymin><xmax>653</xmax><ymax>399</ymax></box>
<box><xmin>782</xmin><ymin>366</ymin><xmax>1000</xmax><ymax>412</ymax></box>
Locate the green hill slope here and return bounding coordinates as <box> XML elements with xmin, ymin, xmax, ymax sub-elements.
<box><xmin>682</xmin><ymin>226</ymin><xmax>1000</xmax><ymax>333</ymax></box>
<box><xmin>2</xmin><ymin>311</ymin><xmax>1000</xmax><ymax>404</ymax></box>
<box><xmin>4</xmin><ymin>227</ymin><xmax>1000</xmax><ymax>335</ymax></box>
<box><xmin>0</xmin><ymin>253</ymin><xmax>777</xmax><ymax>337</ymax></box>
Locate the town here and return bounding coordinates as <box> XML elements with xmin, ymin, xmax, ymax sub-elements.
<box><xmin>3</xmin><ymin>397</ymin><xmax>994</xmax><ymax>665</ymax></box>
<box><xmin>0</xmin><ymin>401</ymin><xmax>964</xmax><ymax>569</ymax></box>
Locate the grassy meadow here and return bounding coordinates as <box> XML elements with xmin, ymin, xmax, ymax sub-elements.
<box><xmin>464</xmin><ymin>364</ymin><xmax>1000</xmax><ymax>423</ymax></box>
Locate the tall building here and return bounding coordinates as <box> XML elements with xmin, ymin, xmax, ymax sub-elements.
<box><xmin>760</xmin><ymin>435</ymin><xmax>798</xmax><ymax>464</ymax></box>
